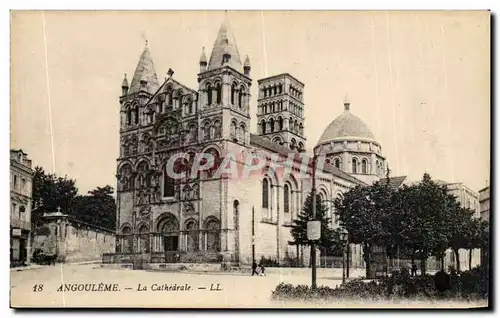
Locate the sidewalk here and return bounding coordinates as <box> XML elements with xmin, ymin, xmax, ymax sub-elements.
<box><xmin>10</xmin><ymin>260</ymin><xmax>101</xmax><ymax>272</ymax></box>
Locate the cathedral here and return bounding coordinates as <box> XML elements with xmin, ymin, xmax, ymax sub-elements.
<box><xmin>112</xmin><ymin>16</ymin><xmax>389</xmax><ymax>267</ymax></box>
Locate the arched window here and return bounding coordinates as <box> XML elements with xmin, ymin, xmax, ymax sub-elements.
<box><xmin>185</xmin><ymin>220</ymin><xmax>199</xmax><ymax>252</ymax></box>
<box><xmin>239</xmin><ymin>123</ymin><xmax>246</xmax><ymax>142</ymax></box>
<box><xmin>269</xmin><ymin>118</ymin><xmax>275</xmax><ymax>133</ymax></box>
<box><xmin>352</xmin><ymin>158</ymin><xmax>358</xmax><ymax>174</ymax></box>
<box><xmin>238</xmin><ymin>86</ymin><xmax>245</xmax><ymax>108</ymax></box>
<box><xmin>163</xmin><ymin>169</ymin><xmax>175</xmax><ymax>198</ymax></box>
<box><xmin>230</xmin><ymin>120</ymin><xmax>237</xmax><ymax>139</ymax></box>
<box><xmin>290</xmin><ymin>138</ymin><xmax>297</xmax><ymax>150</ymax></box>
<box><xmin>284</xmin><ymin>183</ymin><xmax>290</xmax><ymax>213</ymax></box>
<box><xmin>262</xmin><ymin>179</ymin><xmax>269</xmax><ymax>208</ymax></box>
<box><xmin>204</xmin><ymin>122</ymin><xmax>211</xmax><ymax>141</ymax></box>
<box><xmin>259</xmin><ymin>120</ymin><xmax>266</xmax><ymax>134</ymax></box>
<box><xmin>362</xmin><ymin>159</ymin><xmax>368</xmax><ymax>174</ymax></box>
<box><xmin>185</xmin><ymin>98</ymin><xmax>193</xmax><ymax>114</ymax></box>
<box><xmin>147</xmin><ymin>110</ymin><xmax>154</xmax><ymax>124</ymax></box>
<box><xmin>278</xmin><ymin>117</ymin><xmax>284</xmax><ymax>131</ymax></box>
<box><xmin>206</xmin><ymin>83</ymin><xmax>212</xmax><ymax>105</ymax></box>
<box><xmin>336</xmin><ymin>158</ymin><xmax>342</xmax><ymax>169</ymax></box>
<box><xmin>216</xmin><ymin>82</ymin><xmax>222</xmax><ymax>104</ymax></box>
<box><xmin>298</xmin><ymin>142</ymin><xmax>304</xmax><ymax>152</ymax></box>
<box><xmin>231</xmin><ymin>83</ymin><xmax>237</xmax><ymax>105</ymax></box>
<box><xmin>166</xmin><ymin>87</ymin><xmax>173</xmax><ymax>106</ymax></box>
<box><xmin>174</xmin><ymin>91</ymin><xmax>182</xmax><ymax>109</ymax></box>
<box><xmin>205</xmin><ymin>219</ymin><xmax>220</xmax><ymax>252</ymax></box>
<box><xmin>187</xmin><ymin>124</ymin><xmax>197</xmax><ymax>143</ymax></box>
<box><xmin>134</xmin><ymin>107</ymin><xmax>139</xmax><ymax>124</ymax></box>
<box><xmin>119</xmin><ymin>164</ymin><xmax>134</xmax><ymax>191</ymax></box>
<box><xmin>136</xmin><ymin>161</ymin><xmax>150</xmax><ymax>188</ymax></box>
<box><xmin>126</xmin><ymin>107</ymin><xmax>132</xmax><ymax>125</ymax></box>
<box><xmin>214</xmin><ymin>120</ymin><xmax>222</xmax><ymax>139</ymax></box>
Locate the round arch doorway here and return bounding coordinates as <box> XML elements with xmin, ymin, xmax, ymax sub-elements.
<box><xmin>156</xmin><ymin>213</ymin><xmax>180</xmax><ymax>262</ymax></box>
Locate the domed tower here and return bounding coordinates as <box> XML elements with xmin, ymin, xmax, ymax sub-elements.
<box><xmin>316</xmin><ymin>101</ymin><xmax>386</xmax><ymax>184</ymax></box>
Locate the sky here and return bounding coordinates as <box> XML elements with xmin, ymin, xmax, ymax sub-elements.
<box><xmin>10</xmin><ymin>10</ymin><xmax>490</xmax><ymax>194</ymax></box>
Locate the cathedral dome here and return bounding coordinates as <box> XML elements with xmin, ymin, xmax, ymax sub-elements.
<box><xmin>317</xmin><ymin>102</ymin><xmax>376</xmax><ymax>145</ymax></box>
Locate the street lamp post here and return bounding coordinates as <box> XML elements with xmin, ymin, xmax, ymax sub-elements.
<box><xmin>341</xmin><ymin>229</ymin><xmax>348</xmax><ymax>285</ymax></box>
<box><xmin>311</xmin><ymin>149</ymin><xmax>317</xmax><ymax>291</ymax></box>
<box><xmin>346</xmin><ymin>232</ymin><xmax>350</xmax><ymax>278</ymax></box>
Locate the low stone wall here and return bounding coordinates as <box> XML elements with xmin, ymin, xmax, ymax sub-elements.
<box><xmin>102</xmin><ymin>253</ymin><xmax>141</xmax><ymax>264</ymax></box>
<box><xmin>100</xmin><ymin>263</ymin><xmax>133</xmax><ymax>270</ymax></box>
<box><xmin>33</xmin><ymin>216</ymin><xmax>115</xmax><ymax>263</ymax></box>
<box><xmin>149</xmin><ymin>263</ymin><xmax>222</xmax><ymax>272</ymax></box>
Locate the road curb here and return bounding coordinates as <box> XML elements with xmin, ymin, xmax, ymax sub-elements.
<box><xmin>10</xmin><ymin>261</ymin><xmax>101</xmax><ymax>272</ymax></box>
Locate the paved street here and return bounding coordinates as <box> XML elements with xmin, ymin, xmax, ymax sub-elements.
<box><xmin>10</xmin><ymin>264</ymin><xmax>485</xmax><ymax>308</ymax></box>
<box><xmin>11</xmin><ymin>264</ymin><xmax>349</xmax><ymax>308</ymax></box>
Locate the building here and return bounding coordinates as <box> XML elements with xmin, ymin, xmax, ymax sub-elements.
<box><xmin>479</xmin><ymin>186</ymin><xmax>490</xmax><ymax>266</ymax></box>
<box><xmin>10</xmin><ymin>149</ymin><xmax>34</xmax><ymax>266</ymax></box>
<box><xmin>33</xmin><ymin>210</ymin><xmax>115</xmax><ymax>263</ymax></box>
<box><xmin>105</xmin><ymin>16</ymin><xmax>399</xmax><ymax>268</ymax></box>
<box><xmin>101</xmin><ymin>16</ymin><xmax>487</xmax><ymax>273</ymax></box>
<box><xmin>479</xmin><ymin>186</ymin><xmax>490</xmax><ymax>222</ymax></box>
<box><xmin>433</xmin><ymin>181</ymin><xmax>482</xmax><ymax>270</ymax></box>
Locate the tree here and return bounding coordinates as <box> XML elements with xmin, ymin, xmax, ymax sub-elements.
<box><xmin>462</xmin><ymin>219</ymin><xmax>489</xmax><ymax>270</ymax></box>
<box><xmin>447</xmin><ymin>205</ymin><xmax>475</xmax><ymax>272</ymax></box>
<box><xmin>334</xmin><ymin>181</ymin><xmax>395</xmax><ymax>278</ymax></box>
<box><xmin>290</xmin><ymin>190</ymin><xmax>333</xmax><ymax>264</ymax></box>
<box><xmin>32</xmin><ymin>166</ymin><xmax>117</xmax><ymax>231</ymax></box>
<box><xmin>32</xmin><ymin>166</ymin><xmax>78</xmax><ymax>227</ymax></box>
<box><xmin>70</xmin><ymin>185</ymin><xmax>117</xmax><ymax>230</ymax></box>
<box><xmin>397</xmin><ymin>173</ymin><xmax>452</xmax><ymax>275</ymax></box>
<box><xmin>477</xmin><ymin>220</ymin><xmax>490</xmax><ymax>268</ymax></box>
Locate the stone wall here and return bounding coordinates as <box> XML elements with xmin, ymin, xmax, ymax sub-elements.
<box><xmin>33</xmin><ymin>216</ymin><xmax>115</xmax><ymax>263</ymax></box>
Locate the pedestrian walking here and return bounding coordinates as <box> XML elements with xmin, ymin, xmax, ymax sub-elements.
<box><xmin>259</xmin><ymin>262</ymin><xmax>266</xmax><ymax>276</ymax></box>
<box><xmin>251</xmin><ymin>261</ymin><xmax>259</xmax><ymax>276</ymax></box>
<box><xmin>411</xmin><ymin>263</ymin><xmax>418</xmax><ymax>277</ymax></box>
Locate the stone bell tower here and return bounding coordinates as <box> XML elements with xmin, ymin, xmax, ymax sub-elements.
<box><xmin>256</xmin><ymin>73</ymin><xmax>306</xmax><ymax>152</ymax></box>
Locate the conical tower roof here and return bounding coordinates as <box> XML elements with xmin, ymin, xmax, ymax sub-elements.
<box><xmin>208</xmin><ymin>16</ymin><xmax>242</xmax><ymax>71</ymax></box>
<box><xmin>200</xmin><ymin>47</ymin><xmax>207</xmax><ymax>63</ymax></box>
<box><xmin>129</xmin><ymin>45</ymin><xmax>160</xmax><ymax>94</ymax></box>
<box><xmin>121</xmin><ymin>73</ymin><xmax>129</xmax><ymax>88</ymax></box>
<box><xmin>244</xmin><ymin>55</ymin><xmax>251</xmax><ymax>68</ymax></box>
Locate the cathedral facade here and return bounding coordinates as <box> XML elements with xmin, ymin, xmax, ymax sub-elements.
<box><xmin>112</xmin><ymin>17</ymin><xmax>387</xmax><ymax>267</ymax></box>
